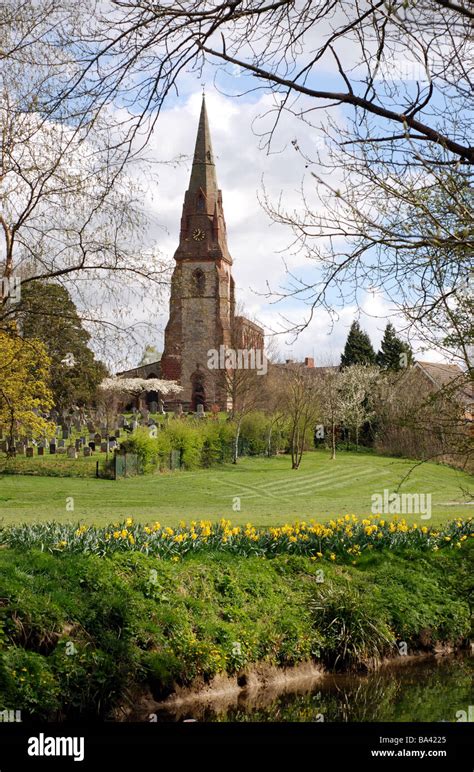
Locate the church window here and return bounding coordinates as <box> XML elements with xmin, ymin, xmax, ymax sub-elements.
<box><xmin>197</xmin><ymin>192</ymin><xmax>205</xmax><ymax>211</ymax></box>
<box><xmin>193</xmin><ymin>268</ymin><xmax>205</xmax><ymax>296</ymax></box>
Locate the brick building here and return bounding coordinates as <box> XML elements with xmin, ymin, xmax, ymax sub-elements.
<box><xmin>119</xmin><ymin>96</ymin><xmax>264</xmax><ymax>411</ymax></box>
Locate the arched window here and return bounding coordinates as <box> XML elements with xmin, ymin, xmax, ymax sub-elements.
<box><xmin>196</xmin><ymin>192</ymin><xmax>205</xmax><ymax>212</ymax></box>
<box><xmin>192</xmin><ymin>268</ymin><xmax>205</xmax><ymax>296</ymax></box>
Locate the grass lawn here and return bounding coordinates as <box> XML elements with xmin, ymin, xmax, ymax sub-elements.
<box><xmin>0</xmin><ymin>450</ymin><xmax>472</xmax><ymax>526</ymax></box>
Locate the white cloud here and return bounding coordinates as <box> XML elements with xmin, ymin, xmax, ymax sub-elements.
<box><xmin>98</xmin><ymin>90</ymin><xmax>447</xmax><ymax>370</ymax></box>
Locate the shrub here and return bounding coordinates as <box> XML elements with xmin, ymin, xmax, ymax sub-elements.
<box><xmin>120</xmin><ymin>428</ymin><xmax>160</xmax><ymax>473</ymax></box>
<box><xmin>310</xmin><ymin>582</ymin><xmax>396</xmax><ymax>669</ymax></box>
<box><xmin>166</xmin><ymin>421</ymin><xmax>204</xmax><ymax>469</ymax></box>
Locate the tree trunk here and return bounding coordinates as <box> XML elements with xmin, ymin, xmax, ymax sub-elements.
<box><xmin>331</xmin><ymin>418</ymin><xmax>336</xmax><ymax>460</ymax></box>
<box><xmin>267</xmin><ymin>424</ymin><xmax>273</xmax><ymax>457</ymax></box>
<box><xmin>232</xmin><ymin>421</ymin><xmax>241</xmax><ymax>464</ymax></box>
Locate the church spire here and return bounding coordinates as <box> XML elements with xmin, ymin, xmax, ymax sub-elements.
<box><xmin>175</xmin><ymin>95</ymin><xmax>232</xmax><ymax>265</ymax></box>
<box><xmin>187</xmin><ymin>95</ymin><xmax>219</xmax><ymax>201</ymax></box>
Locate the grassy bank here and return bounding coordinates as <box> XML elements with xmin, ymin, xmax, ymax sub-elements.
<box><xmin>1</xmin><ymin>450</ymin><xmax>472</xmax><ymax>524</ymax></box>
<box><xmin>0</xmin><ymin>533</ymin><xmax>471</xmax><ymax>720</ymax></box>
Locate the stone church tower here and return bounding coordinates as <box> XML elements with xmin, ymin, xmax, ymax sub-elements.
<box><xmin>160</xmin><ymin>96</ymin><xmax>240</xmax><ymax>410</ymax></box>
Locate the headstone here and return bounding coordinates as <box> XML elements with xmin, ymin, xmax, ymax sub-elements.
<box><xmin>175</xmin><ymin>403</ymin><xmax>183</xmax><ymax>417</ymax></box>
<box><xmin>37</xmin><ymin>446</ymin><xmax>44</xmax><ymax>456</ymax></box>
<box><xmin>100</xmin><ymin>441</ymin><xmax>109</xmax><ymax>453</ymax></box>
<box><xmin>26</xmin><ymin>447</ymin><xmax>34</xmax><ymax>458</ymax></box>
<box><xmin>83</xmin><ymin>446</ymin><xmax>92</xmax><ymax>457</ymax></box>
<box><xmin>87</xmin><ymin>422</ymin><xmax>95</xmax><ymax>433</ymax></box>
<box><xmin>88</xmin><ymin>441</ymin><xmax>95</xmax><ymax>452</ymax></box>
<box><xmin>49</xmin><ymin>443</ymin><xmax>56</xmax><ymax>454</ymax></box>
<box><xmin>118</xmin><ymin>415</ymin><xmax>125</xmax><ymax>428</ymax></box>
<box><xmin>195</xmin><ymin>404</ymin><xmax>205</xmax><ymax>418</ymax></box>
<box><xmin>108</xmin><ymin>439</ymin><xmax>117</xmax><ymax>449</ymax></box>
<box><xmin>94</xmin><ymin>433</ymin><xmax>102</xmax><ymax>445</ymax></box>
<box><xmin>67</xmin><ymin>446</ymin><xmax>77</xmax><ymax>459</ymax></box>
<box><xmin>75</xmin><ymin>439</ymin><xmax>82</xmax><ymax>451</ymax></box>
<box><xmin>16</xmin><ymin>443</ymin><xmax>25</xmax><ymax>455</ymax></box>
<box><xmin>80</xmin><ymin>436</ymin><xmax>86</xmax><ymax>445</ymax></box>
<box><xmin>57</xmin><ymin>447</ymin><xmax>67</xmax><ymax>454</ymax></box>
<box><xmin>58</xmin><ymin>439</ymin><xmax>65</xmax><ymax>448</ymax></box>
<box><xmin>132</xmin><ymin>420</ymin><xmax>139</xmax><ymax>431</ymax></box>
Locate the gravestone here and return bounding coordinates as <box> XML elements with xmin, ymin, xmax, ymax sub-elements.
<box><xmin>94</xmin><ymin>433</ymin><xmax>102</xmax><ymax>446</ymax></box>
<box><xmin>49</xmin><ymin>443</ymin><xmax>56</xmax><ymax>454</ymax></box>
<box><xmin>195</xmin><ymin>404</ymin><xmax>205</xmax><ymax>418</ymax></box>
<box><xmin>100</xmin><ymin>441</ymin><xmax>109</xmax><ymax>453</ymax></box>
<box><xmin>26</xmin><ymin>447</ymin><xmax>34</xmax><ymax>458</ymax></box>
<box><xmin>117</xmin><ymin>416</ymin><xmax>125</xmax><ymax>428</ymax></box>
<box><xmin>175</xmin><ymin>403</ymin><xmax>183</xmax><ymax>417</ymax></box>
<box><xmin>87</xmin><ymin>422</ymin><xmax>95</xmax><ymax>433</ymax></box>
<box><xmin>88</xmin><ymin>441</ymin><xmax>95</xmax><ymax>452</ymax></box>
<box><xmin>67</xmin><ymin>446</ymin><xmax>77</xmax><ymax>459</ymax></box>
<box><xmin>58</xmin><ymin>439</ymin><xmax>65</xmax><ymax>448</ymax></box>
<box><xmin>75</xmin><ymin>439</ymin><xmax>82</xmax><ymax>451</ymax></box>
<box><xmin>57</xmin><ymin>447</ymin><xmax>67</xmax><ymax>454</ymax></box>
<box><xmin>83</xmin><ymin>446</ymin><xmax>92</xmax><ymax>457</ymax></box>
<box><xmin>131</xmin><ymin>420</ymin><xmax>139</xmax><ymax>431</ymax></box>
<box><xmin>37</xmin><ymin>446</ymin><xmax>44</xmax><ymax>456</ymax></box>
<box><xmin>16</xmin><ymin>443</ymin><xmax>25</xmax><ymax>455</ymax></box>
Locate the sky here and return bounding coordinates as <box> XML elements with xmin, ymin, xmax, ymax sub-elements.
<box><xmin>114</xmin><ymin>85</ymin><xmax>443</xmax><ymax>372</ymax></box>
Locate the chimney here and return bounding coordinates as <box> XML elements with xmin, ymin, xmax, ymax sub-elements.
<box><xmin>304</xmin><ymin>357</ymin><xmax>315</xmax><ymax>368</ymax></box>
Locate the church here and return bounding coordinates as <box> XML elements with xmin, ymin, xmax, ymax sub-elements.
<box><xmin>119</xmin><ymin>96</ymin><xmax>264</xmax><ymax>412</ymax></box>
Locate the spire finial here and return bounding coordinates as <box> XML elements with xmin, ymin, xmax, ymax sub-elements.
<box><xmin>201</xmin><ymin>83</ymin><xmax>206</xmax><ymax>97</ymax></box>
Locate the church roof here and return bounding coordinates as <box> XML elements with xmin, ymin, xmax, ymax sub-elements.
<box><xmin>188</xmin><ymin>95</ymin><xmax>219</xmax><ymax>202</ymax></box>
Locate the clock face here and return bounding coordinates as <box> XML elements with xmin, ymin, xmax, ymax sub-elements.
<box><xmin>192</xmin><ymin>228</ymin><xmax>205</xmax><ymax>242</ymax></box>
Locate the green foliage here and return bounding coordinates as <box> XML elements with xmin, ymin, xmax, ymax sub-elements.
<box><xmin>120</xmin><ymin>428</ymin><xmax>160</xmax><ymax>472</ymax></box>
<box><xmin>310</xmin><ymin>582</ymin><xmax>396</xmax><ymax>668</ymax></box>
<box><xmin>166</xmin><ymin>421</ymin><xmax>204</xmax><ymax>469</ymax></box>
<box><xmin>16</xmin><ymin>280</ymin><xmax>108</xmax><ymax>410</ymax></box>
<box><xmin>0</xmin><ymin>544</ymin><xmax>470</xmax><ymax>719</ymax></box>
<box><xmin>376</xmin><ymin>323</ymin><xmax>414</xmax><ymax>370</ymax></box>
<box><xmin>341</xmin><ymin>321</ymin><xmax>376</xmax><ymax>367</ymax></box>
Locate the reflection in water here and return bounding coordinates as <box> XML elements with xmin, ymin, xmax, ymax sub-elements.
<box><xmin>153</xmin><ymin>654</ymin><xmax>473</xmax><ymax>723</ymax></box>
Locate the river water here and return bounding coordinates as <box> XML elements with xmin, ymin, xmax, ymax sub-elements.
<box><xmin>153</xmin><ymin>654</ymin><xmax>473</xmax><ymax>723</ymax></box>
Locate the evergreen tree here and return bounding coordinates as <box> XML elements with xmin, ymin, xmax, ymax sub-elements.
<box><xmin>340</xmin><ymin>321</ymin><xmax>376</xmax><ymax>367</ymax></box>
<box><xmin>16</xmin><ymin>281</ymin><xmax>108</xmax><ymax>410</ymax></box>
<box><xmin>376</xmin><ymin>323</ymin><xmax>414</xmax><ymax>370</ymax></box>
